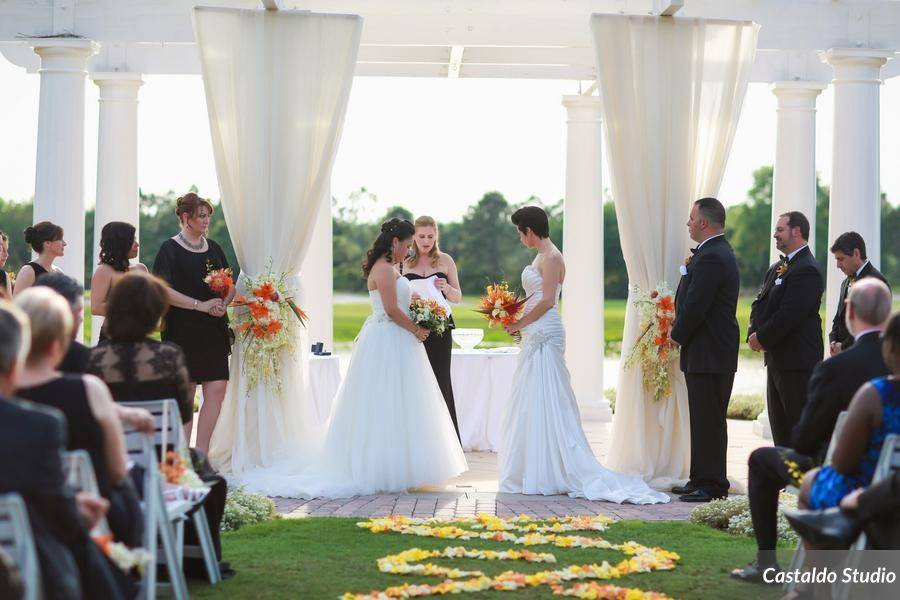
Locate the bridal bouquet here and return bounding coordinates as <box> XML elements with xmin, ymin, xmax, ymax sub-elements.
<box><xmin>623</xmin><ymin>284</ymin><xmax>680</xmax><ymax>401</ymax></box>
<box><xmin>204</xmin><ymin>261</ymin><xmax>233</xmax><ymax>298</ymax></box>
<box><xmin>475</xmin><ymin>281</ymin><xmax>528</xmax><ymax>328</ymax></box>
<box><xmin>409</xmin><ymin>297</ymin><xmax>449</xmax><ymax>335</ymax></box>
<box><xmin>230</xmin><ymin>264</ymin><xmax>309</xmax><ymax>395</ymax></box>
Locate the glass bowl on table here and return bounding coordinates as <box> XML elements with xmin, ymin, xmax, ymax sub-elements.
<box><xmin>452</xmin><ymin>328</ymin><xmax>484</xmax><ymax>350</ymax></box>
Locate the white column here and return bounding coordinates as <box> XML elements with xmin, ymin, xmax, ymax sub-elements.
<box><xmin>822</xmin><ymin>49</ymin><xmax>892</xmax><ymax>337</ymax></box>
<box><xmin>90</xmin><ymin>72</ymin><xmax>143</xmax><ymax>344</ymax></box>
<box><xmin>31</xmin><ymin>39</ymin><xmax>98</xmax><ymax>289</ymax></box>
<box><xmin>300</xmin><ymin>187</ymin><xmax>334</xmax><ymax>351</ymax></box>
<box><xmin>769</xmin><ymin>81</ymin><xmax>826</xmax><ymax>265</ymax></box>
<box><xmin>561</xmin><ymin>95</ymin><xmax>611</xmax><ymax>422</ymax></box>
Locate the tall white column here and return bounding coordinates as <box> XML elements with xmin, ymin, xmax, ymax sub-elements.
<box><xmin>822</xmin><ymin>49</ymin><xmax>892</xmax><ymax>336</ymax></box>
<box><xmin>769</xmin><ymin>81</ymin><xmax>826</xmax><ymax>265</ymax></box>
<box><xmin>300</xmin><ymin>187</ymin><xmax>334</xmax><ymax>351</ymax></box>
<box><xmin>90</xmin><ymin>72</ymin><xmax>143</xmax><ymax>344</ymax></box>
<box><xmin>561</xmin><ymin>95</ymin><xmax>611</xmax><ymax>422</ymax></box>
<box><xmin>31</xmin><ymin>39</ymin><xmax>98</xmax><ymax>289</ymax></box>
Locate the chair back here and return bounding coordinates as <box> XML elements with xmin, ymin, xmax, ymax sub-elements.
<box><xmin>872</xmin><ymin>433</ymin><xmax>900</xmax><ymax>483</ymax></box>
<box><xmin>0</xmin><ymin>493</ymin><xmax>41</xmax><ymax>600</ymax></box>
<box><xmin>120</xmin><ymin>400</ymin><xmax>187</xmax><ymax>462</ymax></box>
<box><xmin>62</xmin><ymin>450</ymin><xmax>110</xmax><ymax>536</ymax></box>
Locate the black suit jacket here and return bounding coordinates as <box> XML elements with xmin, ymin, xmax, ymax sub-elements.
<box><xmin>828</xmin><ymin>262</ymin><xmax>890</xmax><ymax>351</ymax></box>
<box><xmin>789</xmin><ymin>331</ymin><xmax>888</xmax><ymax>464</ymax></box>
<box><xmin>748</xmin><ymin>246</ymin><xmax>824</xmax><ymax>371</ymax></box>
<box><xmin>671</xmin><ymin>235</ymin><xmax>740</xmax><ymax>373</ymax></box>
<box><xmin>0</xmin><ymin>397</ymin><xmax>124</xmax><ymax>600</ymax></box>
<box><xmin>59</xmin><ymin>340</ymin><xmax>90</xmax><ymax>374</ymax></box>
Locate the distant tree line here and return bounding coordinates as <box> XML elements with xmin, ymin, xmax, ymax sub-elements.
<box><xmin>1</xmin><ymin>167</ymin><xmax>897</xmax><ymax>297</ymax></box>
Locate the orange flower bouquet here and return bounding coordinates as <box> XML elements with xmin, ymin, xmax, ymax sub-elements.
<box><xmin>623</xmin><ymin>284</ymin><xmax>680</xmax><ymax>401</ymax></box>
<box><xmin>160</xmin><ymin>450</ymin><xmax>208</xmax><ymax>501</ymax></box>
<box><xmin>203</xmin><ymin>261</ymin><xmax>234</xmax><ymax>298</ymax></box>
<box><xmin>92</xmin><ymin>534</ymin><xmax>152</xmax><ymax>575</ymax></box>
<box><xmin>475</xmin><ymin>282</ymin><xmax>529</xmax><ymax>327</ymax></box>
<box><xmin>230</xmin><ymin>263</ymin><xmax>308</xmax><ymax>394</ymax></box>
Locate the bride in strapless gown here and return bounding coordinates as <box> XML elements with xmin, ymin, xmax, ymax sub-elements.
<box><xmin>500</xmin><ymin>207</ymin><xmax>669</xmax><ymax>504</ymax></box>
<box><xmin>239</xmin><ymin>221</ymin><xmax>467</xmax><ymax>497</ymax></box>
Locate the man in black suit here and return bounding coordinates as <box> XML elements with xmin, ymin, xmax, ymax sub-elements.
<box><xmin>748</xmin><ymin>211</ymin><xmax>825</xmax><ymax>447</ymax></box>
<box><xmin>33</xmin><ymin>273</ymin><xmax>90</xmax><ymax>373</ymax></box>
<box><xmin>0</xmin><ymin>300</ymin><xmax>124</xmax><ymax>600</ymax></box>
<box><xmin>732</xmin><ymin>279</ymin><xmax>891</xmax><ymax>582</ymax></box>
<box><xmin>670</xmin><ymin>197</ymin><xmax>740</xmax><ymax>503</ymax></box>
<box><xmin>828</xmin><ymin>231</ymin><xmax>889</xmax><ymax>355</ymax></box>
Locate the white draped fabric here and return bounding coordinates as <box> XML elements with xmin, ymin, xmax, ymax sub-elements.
<box><xmin>590</xmin><ymin>15</ymin><xmax>757</xmax><ymax>487</ymax></box>
<box><xmin>194</xmin><ymin>7</ymin><xmax>362</xmax><ymax>478</ymax></box>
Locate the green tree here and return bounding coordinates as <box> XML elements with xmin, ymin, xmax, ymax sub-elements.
<box><xmin>603</xmin><ymin>202</ymin><xmax>628</xmax><ymax>299</ymax></box>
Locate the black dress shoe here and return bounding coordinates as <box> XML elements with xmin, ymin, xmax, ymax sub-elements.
<box><xmin>678</xmin><ymin>489</ymin><xmax>726</xmax><ymax>503</ymax></box>
<box><xmin>784</xmin><ymin>507</ymin><xmax>862</xmax><ymax>550</ymax></box>
<box><xmin>730</xmin><ymin>560</ymin><xmax>781</xmax><ymax>584</ymax></box>
<box><xmin>671</xmin><ymin>482</ymin><xmax>696</xmax><ymax>495</ymax></box>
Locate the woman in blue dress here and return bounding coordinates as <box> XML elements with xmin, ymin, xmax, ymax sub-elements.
<box><xmin>800</xmin><ymin>311</ymin><xmax>900</xmax><ymax>510</ymax></box>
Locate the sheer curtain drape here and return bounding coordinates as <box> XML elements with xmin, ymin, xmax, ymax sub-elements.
<box><xmin>590</xmin><ymin>15</ymin><xmax>757</xmax><ymax>487</ymax></box>
<box><xmin>193</xmin><ymin>7</ymin><xmax>362</xmax><ymax>478</ymax></box>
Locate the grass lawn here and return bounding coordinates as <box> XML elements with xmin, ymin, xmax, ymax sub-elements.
<box><xmin>189</xmin><ymin>517</ymin><xmax>792</xmax><ymax>599</ymax></box>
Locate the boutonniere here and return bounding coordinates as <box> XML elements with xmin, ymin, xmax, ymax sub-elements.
<box><xmin>775</xmin><ymin>262</ymin><xmax>789</xmax><ymax>277</ymax></box>
<box><xmin>679</xmin><ymin>248</ymin><xmax>697</xmax><ymax>277</ymax></box>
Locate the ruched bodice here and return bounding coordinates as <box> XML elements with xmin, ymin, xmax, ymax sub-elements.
<box><xmin>369</xmin><ymin>277</ymin><xmax>412</xmax><ymax>318</ymax></box>
<box><xmin>520</xmin><ymin>265</ymin><xmax>564</xmax><ymax>353</ymax></box>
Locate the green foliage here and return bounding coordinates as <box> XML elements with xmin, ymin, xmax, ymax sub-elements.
<box><xmin>690</xmin><ymin>494</ymin><xmax>798</xmax><ymax>544</ymax></box>
<box><xmin>726</xmin><ymin>393</ymin><xmax>765</xmax><ymax>421</ymax></box>
<box><xmin>222</xmin><ymin>487</ymin><xmax>278</xmax><ymax>533</ymax></box>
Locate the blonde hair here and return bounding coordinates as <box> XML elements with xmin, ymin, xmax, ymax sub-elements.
<box><xmin>14</xmin><ymin>287</ymin><xmax>72</xmax><ymax>365</ymax></box>
<box><xmin>408</xmin><ymin>215</ymin><xmax>442</xmax><ymax>269</ymax></box>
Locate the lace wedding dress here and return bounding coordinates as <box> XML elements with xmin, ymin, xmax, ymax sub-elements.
<box><xmin>499</xmin><ymin>265</ymin><xmax>670</xmax><ymax>504</ymax></box>
<box><xmin>238</xmin><ymin>276</ymin><xmax>467</xmax><ymax>497</ymax></box>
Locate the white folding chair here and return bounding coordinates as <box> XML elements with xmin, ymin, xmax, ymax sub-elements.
<box><xmin>124</xmin><ymin>427</ymin><xmax>189</xmax><ymax>600</ymax></box>
<box><xmin>832</xmin><ymin>433</ymin><xmax>900</xmax><ymax>600</ymax></box>
<box><xmin>0</xmin><ymin>493</ymin><xmax>41</xmax><ymax>600</ymax></box>
<box><xmin>63</xmin><ymin>449</ymin><xmax>111</xmax><ymax>537</ymax></box>
<box><xmin>784</xmin><ymin>410</ymin><xmax>849</xmax><ymax>592</ymax></box>
<box><xmin>121</xmin><ymin>400</ymin><xmax>221</xmax><ymax>585</ymax></box>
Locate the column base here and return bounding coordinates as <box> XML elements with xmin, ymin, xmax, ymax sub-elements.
<box><xmin>579</xmin><ymin>398</ymin><xmax>613</xmax><ymax>422</ymax></box>
<box><xmin>753</xmin><ymin>409</ymin><xmax>772</xmax><ymax>440</ymax></box>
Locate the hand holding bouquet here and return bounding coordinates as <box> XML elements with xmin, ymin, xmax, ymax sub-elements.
<box><xmin>204</xmin><ymin>261</ymin><xmax>234</xmax><ymax>298</ymax></box>
<box><xmin>409</xmin><ymin>297</ymin><xmax>449</xmax><ymax>335</ymax></box>
<box><xmin>475</xmin><ymin>282</ymin><xmax>529</xmax><ymax>341</ymax></box>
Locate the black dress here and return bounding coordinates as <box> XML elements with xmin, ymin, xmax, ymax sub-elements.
<box><xmin>153</xmin><ymin>238</ymin><xmax>231</xmax><ymax>382</ymax></box>
<box><xmin>27</xmin><ymin>261</ymin><xmax>48</xmax><ymax>279</ymax></box>
<box><xmin>17</xmin><ymin>375</ymin><xmax>143</xmax><ymax>548</ymax></box>
<box><xmin>403</xmin><ymin>271</ymin><xmax>460</xmax><ymax>441</ymax></box>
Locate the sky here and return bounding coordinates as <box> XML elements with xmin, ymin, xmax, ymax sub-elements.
<box><xmin>1</xmin><ymin>55</ymin><xmax>900</xmax><ymax>224</ymax></box>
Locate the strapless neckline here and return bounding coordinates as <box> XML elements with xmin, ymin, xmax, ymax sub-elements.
<box><xmin>404</xmin><ymin>271</ymin><xmax>448</xmax><ymax>280</ymax></box>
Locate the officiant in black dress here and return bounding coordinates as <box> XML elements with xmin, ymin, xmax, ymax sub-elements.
<box><xmin>403</xmin><ymin>216</ymin><xmax>462</xmax><ymax>441</ymax></box>
<box><xmin>671</xmin><ymin>197</ymin><xmax>740</xmax><ymax>502</ymax></box>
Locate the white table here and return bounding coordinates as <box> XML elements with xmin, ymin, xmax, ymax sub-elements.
<box><xmin>450</xmin><ymin>348</ymin><xmax>520</xmax><ymax>452</ymax></box>
<box><xmin>309</xmin><ymin>354</ymin><xmax>342</xmax><ymax>425</ymax></box>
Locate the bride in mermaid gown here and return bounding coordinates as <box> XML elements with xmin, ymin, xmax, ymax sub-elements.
<box><xmin>499</xmin><ymin>207</ymin><xmax>669</xmax><ymax>504</ymax></box>
<box><xmin>239</xmin><ymin>218</ymin><xmax>467</xmax><ymax>498</ymax></box>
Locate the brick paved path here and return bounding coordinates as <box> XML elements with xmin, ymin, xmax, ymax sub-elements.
<box><xmin>273</xmin><ymin>419</ymin><xmax>768</xmax><ymax>521</ymax></box>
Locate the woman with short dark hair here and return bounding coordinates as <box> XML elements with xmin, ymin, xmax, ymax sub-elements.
<box><xmin>13</xmin><ymin>221</ymin><xmax>65</xmax><ymax>296</ymax></box>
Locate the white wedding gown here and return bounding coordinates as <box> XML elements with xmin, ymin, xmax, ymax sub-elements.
<box><xmin>238</xmin><ymin>276</ymin><xmax>468</xmax><ymax>498</ymax></box>
<box><xmin>499</xmin><ymin>265</ymin><xmax>670</xmax><ymax>504</ymax></box>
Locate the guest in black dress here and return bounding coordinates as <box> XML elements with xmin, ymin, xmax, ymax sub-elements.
<box><xmin>87</xmin><ymin>271</ymin><xmax>231</xmax><ymax>578</ymax></box>
<box><xmin>91</xmin><ymin>221</ymin><xmax>149</xmax><ymax>343</ymax></box>
<box><xmin>33</xmin><ymin>273</ymin><xmax>90</xmax><ymax>373</ymax></box>
<box><xmin>152</xmin><ymin>192</ymin><xmax>235</xmax><ymax>455</ymax></box>
<box><xmin>13</xmin><ymin>221</ymin><xmax>65</xmax><ymax>297</ymax></box>
<box><xmin>403</xmin><ymin>216</ymin><xmax>462</xmax><ymax>441</ymax></box>
<box><xmin>0</xmin><ymin>230</ymin><xmax>12</xmax><ymax>298</ymax></box>
<box><xmin>14</xmin><ymin>287</ymin><xmax>143</xmax><ymax>549</ymax></box>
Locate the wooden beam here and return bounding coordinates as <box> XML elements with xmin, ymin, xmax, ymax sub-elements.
<box><xmin>261</xmin><ymin>0</ymin><xmax>280</xmax><ymax>10</ymax></box>
<box><xmin>654</xmin><ymin>0</ymin><xmax>684</xmax><ymax>17</ymax></box>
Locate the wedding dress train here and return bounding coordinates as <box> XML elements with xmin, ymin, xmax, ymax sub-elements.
<box><xmin>237</xmin><ymin>276</ymin><xmax>467</xmax><ymax>498</ymax></box>
<box><xmin>499</xmin><ymin>265</ymin><xmax>670</xmax><ymax>504</ymax></box>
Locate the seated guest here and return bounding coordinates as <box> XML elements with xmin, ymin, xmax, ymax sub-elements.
<box><xmin>786</xmin><ymin>470</ymin><xmax>900</xmax><ymax>550</ymax></box>
<box><xmin>14</xmin><ymin>287</ymin><xmax>143</xmax><ymax>548</ymax></box>
<box><xmin>732</xmin><ymin>279</ymin><xmax>892</xmax><ymax>582</ymax></box>
<box><xmin>0</xmin><ymin>299</ymin><xmax>126</xmax><ymax>600</ymax></box>
<box><xmin>799</xmin><ymin>310</ymin><xmax>900</xmax><ymax>511</ymax></box>
<box><xmin>32</xmin><ymin>273</ymin><xmax>89</xmax><ymax>373</ymax></box>
<box><xmin>87</xmin><ymin>271</ymin><xmax>232</xmax><ymax>578</ymax></box>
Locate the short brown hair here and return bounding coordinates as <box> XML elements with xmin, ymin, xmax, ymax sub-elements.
<box><xmin>106</xmin><ymin>271</ymin><xmax>170</xmax><ymax>341</ymax></box>
<box><xmin>14</xmin><ymin>287</ymin><xmax>72</xmax><ymax>364</ymax></box>
<box><xmin>176</xmin><ymin>192</ymin><xmax>214</xmax><ymax>223</ymax></box>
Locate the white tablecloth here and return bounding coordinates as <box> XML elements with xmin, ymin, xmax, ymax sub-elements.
<box><xmin>450</xmin><ymin>348</ymin><xmax>520</xmax><ymax>452</ymax></box>
<box><xmin>309</xmin><ymin>354</ymin><xmax>342</xmax><ymax>425</ymax></box>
